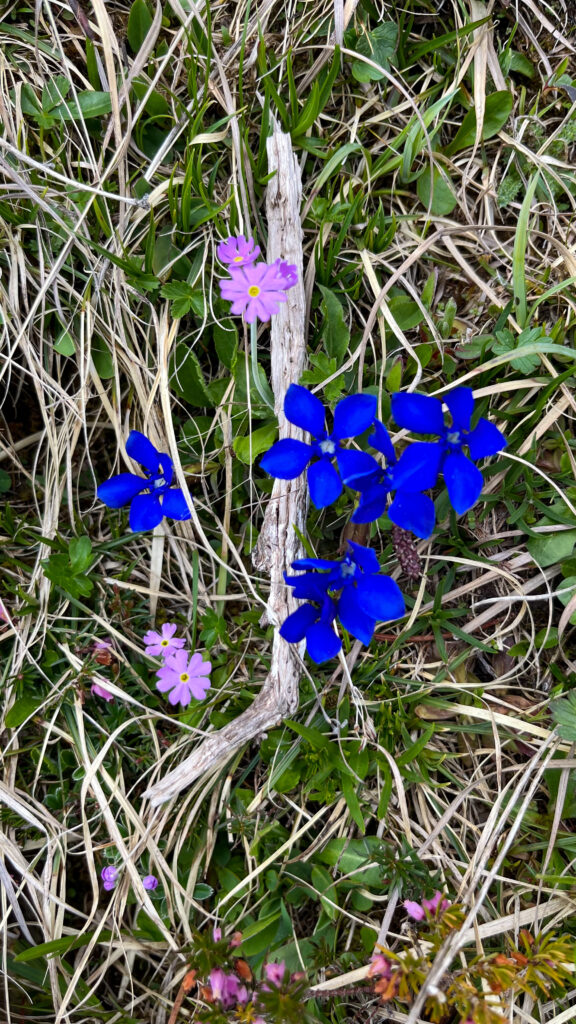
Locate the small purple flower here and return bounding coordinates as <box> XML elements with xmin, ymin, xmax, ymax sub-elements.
<box><xmin>217</xmin><ymin>234</ymin><xmax>261</xmax><ymax>267</ymax></box>
<box><xmin>403</xmin><ymin>899</ymin><xmax>426</xmax><ymax>921</ymax></box>
<box><xmin>263</xmin><ymin>961</ymin><xmax>286</xmax><ymax>988</ymax></box>
<box><xmin>101</xmin><ymin>866</ymin><xmax>119</xmax><ymax>891</ymax></box>
<box><xmin>143</xmin><ymin>622</ymin><xmax>186</xmax><ymax>658</ymax></box>
<box><xmin>368</xmin><ymin>954</ymin><xmax>392</xmax><ymax>978</ymax></box>
<box><xmin>142</xmin><ymin>874</ymin><xmax>158</xmax><ymax>890</ymax></box>
<box><xmin>91</xmin><ymin>682</ymin><xmax>114</xmax><ymax>702</ymax></box>
<box><xmin>156</xmin><ymin>649</ymin><xmax>211</xmax><ymax>706</ymax></box>
<box><xmin>272</xmin><ymin>259</ymin><xmax>298</xmax><ymax>288</ymax></box>
<box><xmin>218</xmin><ymin>262</ymin><xmax>296</xmax><ymax>323</ymax></box>
<box><xmin>209</xmin><ymin>968</ymin><xmax>247</xmax><ymax>1009</ymax></box>
<box><xmin>404</xmin><ymin>891</ymin><xmax>450</xmax><ymax>920</ymax></box>
<box><xmin>213</xmin><ymin>926</ymin><xmax>222</xmax><ymax>942</ymax></box>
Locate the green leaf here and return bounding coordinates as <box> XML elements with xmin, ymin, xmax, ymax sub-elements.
<box><xmin>213</xmin><ymin>321</ymin><xmax>238</xmax><ymax>370</ymax></box>
<box><xmin>351</xmin><ymin>22</ymin><xmax>398</xmax><ymax>82</ymax></box>
<box><xmin>69</xmin><ymin>536</ymin><xmax>92</xmax><ymax>573</ymax></box>
<box><xmin>192</xmin><ymin>883</ymin><xmax>213</xmax><ymax>900</ymax></box>
<box><xmin>385</xmin><ymin>360</ymin><xmax>402</xmax><ymax>392</ymax></box>
<box><xmin>557</xmin><ymin>576</ymin><xmax>576</xmax><ymax>626</ymax></box>
<box><xmin>311</xmin><ymin>865</ymin><xmax>339</xmax><ymax>919</ymax></box>
<box><xmin>551</xmin><ymin>691</ymin><xmax>576</xmax><ymax>741</ymax></box>
<box><xmin>445</xmin><ymin>91</ymin><xmax>513</xmax><ymax>155</ymax></box>
<box><xmin>318</xmin><ymin>285</ymin><xmax>349</xmax><ymax>360</ymax></box>
<box><xmin>170</xmin><ymin>344</ymin><xmax>211</xmax><ymax>406</ymax></box>
<box><xmin>527</xmin><ymin>527</ymin><xmax>576</xmax><ymax>568</ymax></box>
<box><xmin>42</xmin><ymin>76</ymin><xmax>70</xmax><ymax>111</ymax></box>
<box><xmin>14</xmin><ymin>930</ymin><xmax>112</xmax><ymax>962</ymax></box>
<box><xmin>91</xmin><ymin>338</ymin><xmax>115</xmax><ymax>379</ymax></box>
<box><xmin>234</xmin><ymin>422</ymin><xmax>278</xmax><ymax>466</ymax></box>
<box><xmin>5</xmin><ymin>697</ymin><xmax>44</xmax><ymax>728</ymax></box>
<box><xmin>492</xmin><ymin>327</ymin><xmax>542</xmax><ymax>372</ymax></box>
<box><xmin>285</xmin><ymin>720</ymin><xmax>329</xmax><ymax>750</ymax></box>
<box><xmin>19</xmin><ymin>84</ymin><xmax>42</xmax><ymax>117</ymax></box>
<box><xmin>341</xmin><ymin>776</ymin><xmax>365</xmax><ymax>833</ymax></box>
<box><xmin>388</xmin><ymin>295</ymin><xmax>424</xmax><ymax>330</ymax></box>
<box><xmin>160</xmin><ymin>281</ymin><xmax>197</xmax><ymax>319</ymax></box>
<box><xmin>0</xmin><ymin>469</ymin><xmax>11</xmax><ymax>493</ymax></box>
<box><xmin>52</xmin><ymin>91</ymin><xmax>112</xmax><ymax>121</ymax></box>
<box><xmin>127</xmin><ymin>0</ymin><xmax>153</xmax><ymax>52</ymax></box>
<box><xmin>237</xmin><ymin>912</ymin><xmax>281</xmax><ymax>956</ymax></box>
<box><xmin>54</xmin><ymin>330</ymin><xmax>75</xmax><ymax>356</ymax></box>
<box><xmin>132</xmin><ymin>78</ymin><xmax>170</xmax><ymax>117</ymax></box>
<box><xmin>417</xmin><ymin>166</ymin><xmax>458</xmax><ymax>215</ymax></box>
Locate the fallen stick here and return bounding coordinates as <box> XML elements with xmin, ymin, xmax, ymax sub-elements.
<box><xmin>143</xmin><ymin>127</ymin><xmax>308</xmax><ymax>806</ymax></box>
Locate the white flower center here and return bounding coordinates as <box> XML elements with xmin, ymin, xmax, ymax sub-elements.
<box><xmin>446</xmin><ymin>431</ymin><xmax>461</xmax><ymax>445</ymax></box>
<box><xmin>319</xmin><ymin>439</ymin><xmax>336</xmax><ymax>455</ymax></box>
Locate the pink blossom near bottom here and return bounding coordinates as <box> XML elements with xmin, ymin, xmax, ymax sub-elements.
<box><xmin>91</xmin><ymin>682</ymin><xmax>114</xmax><ymax>702</ymax></box>
<box><xmin>156</xmin><ymin>649</ymin><xmax>211</xmax><ymax>705</ymax></box>
<box><xmin>209</xmin><ymin>968</ymin><xmax>248</xmax><ymax>1009</ymax></box>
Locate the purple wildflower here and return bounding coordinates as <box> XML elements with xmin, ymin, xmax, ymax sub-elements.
<box><xmin>142</xmin><ymin>874</ymin><xmax>158</xmax><ymax>890</ymax></box>
<box><xmin>213</xmin><ymin>926</ymin><xmax>222</xmax><ymax>942</ymax></box>
<box><xmin>209</xmin><ymin>968</ymin><xmax>247</xmax><ymax>1009</ymax></box>
<box><xmin>263</xmin><ymin>961</ymin><xmax>286</xmax><ymax>988</ymax></box>
<box><xmin>143</xmin><ymin>622</ymin><xmax>186</xmax><ymax>658</ymax></box>
<box><xmin>272</xmin><ymin>259</ymin><xmax>298</xmax><ymax>288</ymax></box>
<box><xmin>368</xmin><ymin>954</ymin><xmax>392</xmax><ymax>978</ymax></box>
<box><xmin>91</xmin><ymin>682</ymin><xmax>114</xmax><ymax>702</ymax></box>
<box><xmin>101</xmin><ymin>866</ymin><xmax>119</xmax><ymax>891</ymax></box>
<box><xmin>217</xmin><ymin>234</ymin><xmax>261</xmax><ymax>267</ymax></box>
<box><xmin>404</xmin><ymin>891</ymin><xmax>450</xmax><ymax>920</ymax></box>
<box><xmin>156</xmin><ymin>650</ymin><xmax>211</xmax><ymax>706</ymax></box>
<box><xmin>218</xmin><ymin>262</ymin><xmax>294</xmax><ymax>323</ymax></box>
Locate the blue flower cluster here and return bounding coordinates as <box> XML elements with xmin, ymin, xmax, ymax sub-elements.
<box><xmin>97</xmin><ymin>431</ymin><xmax>192</xmax><ymax>532</ymax></box>
<box><xmin>261</xmin><ymin>383</ymin><xmax>506</xmax><ymax>662</ymax></box>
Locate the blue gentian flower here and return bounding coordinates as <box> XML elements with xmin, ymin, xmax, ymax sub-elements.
<box><xmin>97</xmin><ymin>431</ymin><xmax>192</xmax><ymax>532</ymax></box>
<box><xmin>349</xmin><ymin>421</ymin><xmax>436</xmax><ymax>539</ymax></box>
<box><xmin>390</xmin><ymin>387</ymin><xmax>507</xmax><ymax>515</ymax></box>
<box><xmin>280</xmin><ymin>541</ymin><xmax>405</xmax><ymax>662</ymax></box>
<box><xmin>260</xmin><ymin>384</ymin><xmax>378</xmax><ymax>509</ymax></box>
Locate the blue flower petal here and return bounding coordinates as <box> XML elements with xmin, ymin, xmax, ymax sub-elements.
<box><xmin>347</xmin><ymin>541</ymin><xmax>380</xmax><ymax>575</ymax></box>
<box><xmin>351</xmin><ymin>484</ymin><xmax>389</xmax><ymax>523</ymax></box>
<box><xmin>336</xmin><ymin>587</ymin><xmax>376</xmax><ymax>644</ymax></box>
<box><xmin>332</xmin><ymin>393</ymin><xmax>377</xmax><ymax>440</ymax></box>
<box><xmin>444</xmin><ymin>388</ymin><xmax>474</xmax><ymax>432</ymax></box>
<box><xmin>161</xmin><ymin>488</ymin><xmax>192</xmax><ymax>521</ymax></box>
<box><xmin>355</xmin><ymin>575</ymin><xmax>405</xmax><ymax>622</ymax></box>
<box><xmin>280</xmin><ymin>603</ymin><xmax>319</xmax><ymax>643</ymax></box>
<box><xmin>391</xmin><ymin>392</ymin><xmax>445</xmax><ymax>435</ymax></box>
<box><xmin>336</xmin><ymin>448</ymin><xmax>381</xmax><ymax>485</ymax></box>
<box><xmin>129</xmin><ymin>493</ymin><xmax>164</xmax><ymax>532</ymax></box>
<box><xmin>467</xmin><ymin>418</ymin><xmax>507</xmax><ymax>460</ymax></box>
<box><xmin>97</xmin><ymin>473</ymin><xmax>145</xmax><ymax>508</ymax></box>
<box><xmin>388</xmin><ymin>491</ymin><xmax>435</xmax><ymax>539</ymax></box>
<box><xmin>260</xmin><ymin>439</ymin><xmax>312</xmax><ymax>479</ymax></box>
<box><xmin>291</xmin><ymin>557</ymin><xmax>340</xmax><ymax>570</ymax></box>
<box><xmin>126</xmin><ymin>431</ymin><xmax>161</xmax><ymax>474</ymax></box>
<box><xmin>307</xmin><ymin>458</ymin><xmax>342</xmax><ymax>508</ymax></box>
<box><xmin>370</xmin><ymin>420</ymin><xmax>396</xmax><ymax>464</ymax></box>
<box><xmin>284</xmin><ymin>384</ymin><xmax>326</xmax><ymax>437</ymax></box>
<box><xmin>443</xmin><ymin>452</ymin><xmax>483</xmax><ymax>514</ymax></box>
<box><xmin>306</xmin><ymin>621</ymin><xmax>342</xmax><ymax>663</ymax></box>
<box><xmin>156</xmin><ymin>454</ymin><xmax>174</xmax><ymax>487</ymax></box>
<box><xmin>391</xmin><ymin>442</ymin><xmax>443</xmax><ymax>491</ymax></box>
<box><xmin>284</xmin><ymin>573</ymin><xmax>331</xmax><ymax>602</ymax></box>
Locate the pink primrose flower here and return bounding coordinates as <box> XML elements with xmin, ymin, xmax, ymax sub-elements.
<box><xmin>101</xmin><ymin>865</ymin><xmax>119</xmax><ymax>891</ymax></box>
<box><xmin>143</xmin><ymin>622</ymin><xmax>186</xmax><ymax>658</ymax></box>
<box><xmin>368</xmin><ymin>954</ymin><xmax>392</xmax><ymax>978</ymax></box>
<box><xmin>219</xmin><ymin>262</ymin><xmax>291</xmax><ymax>323</ymax></box>
<box><xmin>263</xmin><ymin>961</ymin><xmax>286</xmax><ymax>988</ymax></box>
<box><xmin>156</xmin><ymin>649</ymin><xmax>211</xmax><ymax>706</ymax></box>
<box><xmin>209</xmin><ymin>968</ymin><xmax>245</xmax><ymax>1009</ymax></box>
<box><xmin>272</xmin><ymin>259</ymin><xmax>298</xmax><ymax>289</ymax></box>
<box><xmin>91</xmin><ymin>682</ymin><xmax>114</xmax><ymax>702</ymax></box>
<box><xmin>217</xmin><ymin>234</ymin><xmax>261</xmax><ymax>267</ymax></box>
<box><xmin>422</xmin><ymin>891</ymin><xmax>450</xmax><ymax>915</ymax></box>
<box><xmin>403</xmin><ymin>899</ymin><xmax>426</xmax><ymax>921</ymax></box>
<box><xmin>142</xmin><ymin>874</ymin><xmax>158</xmax><ymax>890</ymax></box>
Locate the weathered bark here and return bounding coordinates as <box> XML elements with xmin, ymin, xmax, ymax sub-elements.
<box><xmin>144</xmin><ymin>128</ymin><xmax>307</xmax><ymax>806</ymax></box>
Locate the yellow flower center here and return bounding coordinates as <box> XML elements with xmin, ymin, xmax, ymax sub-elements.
<box><xmin>233</xmin><ymin>255</ymin><xmax>243</xmax><ymax>262</ymax></box>
<box><xmin>179</xmin><ymin>673</ymin><xmax>190</xmax><ymax>683</ymax></box>
<box><xmin>247</xmin><ymin>285</ymin><xmax>260</xmax><ymax>298</ymax></box>
<box><xmin>160</xmin><ymin>639</ymin><xmax>169</xmax><ymax>647</ymax></box>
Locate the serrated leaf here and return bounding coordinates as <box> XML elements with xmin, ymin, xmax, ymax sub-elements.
<box><xmin>234</xmin><ymin>422</ymin><xmax>278</xmax><ymax>466</ymax></box>
<box><xmin>351</xmin><ymin>22</ymin><xmax>398</xmax><ymax>82</ymax></box>
<box><xmin>318</xmin><ymin>285</ymin><xmax>349</xmax><ymax>360</ymax></box>
<box><xmin>5</xmin><ymin>696</ymin><xmax>44</xmax><ymax>728</ymax></box>
<box><xmin>417</xmin><ymin>166</ymin><xmax>458</xmax><ymax>215</ymax></box>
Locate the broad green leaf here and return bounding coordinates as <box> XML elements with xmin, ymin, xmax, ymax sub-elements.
<box><xmin>557</xmin><ymin>576</ymin><xmax>576</xmax><ymax>626</ymax></box>
<box><xmin>445</xmin><ymin>91</ymin><xmax>513</xmax><ymax>155</ymax></box>
<box><xmin>192</xmin><ymin>883</ymin><xmax>213</xmax><ymax>900</ymax></box>
<box><xmin>388</xmin><ymin>295</ymin><xmax>424</xmax><ymax>330</ymax></box>
<box><xmin>527</xmin><ymin>526</ymin><xmax>576</xmax><ymax>567</ymax></box>
<box><xmin>52</xmin><ymin>91</ymin><xmax>112</xmax><ymax>121</ymax></box>
<box><xmin>0</xmin><ymin>469</ymin><xmax>11</xmax><ymax>493</ymax></box>
<box><xmin>233</xmin><ymin>422</ymin><xmax>277</xmax><ymax>465</ymax></box>
<box><xmin>42</xmin><ymin>76</ymin><xmax>70</xmax><ymax>111</ymax></box>
<box><xmin>385</xmin><ymin>361</ymin><xmax>402</xmax><ymax>392</ymax></box>
<box><xmin>54</xmin><ymin>330</ymin><xmax>75</xmax><ymax>356</ymax></box>
<box><xmin>6</xmin><ymin>696</ymin><xmax>44</xmax><ymax>728</ymax></box>
<box><xmin>237</xmin><ymin>912</ymin><xmax>281</xmax><ymax>956</ymax></box>
<box><xmin>417</xmin><ymin>166</ymin><xmax>458</xmax><ymax>215</ymax></box>
<box><xmin>551</xmin><ymin>691</ymin><xmax>576</xmax><ymax>741</ymax></box>
<box><xmin>311</xmin><ymin>865</ymin><xmax>339</xmax><ymax>919</ymax></box>
<box><xmin>69</xmin><ymin>536</ymin><xmax>92</xmax><ymax>572</ymax></box>
<box><xmin>213</xmin><ymin>321</ymin><xmax>238</xmax><ymax>370</ymax></box>
<box><xmin>14</xmin><ymin>930</ymin><xmax>112</xmax><ymax>962</ymax></box>
<box><xmin>91</xmin><ymin>338</ymin><xmax>115</xmax><ymax>379</ymax></box>
<box><xmin>132</xmin><ymin>78</ymin><xmax>170</xmax><ymax>117</ymax></box>
<box><xmin>318</xmin><ymin>285</ymin><xmax>349</xmax><ymax>360</ymax></box>
<box><xmin>351</xmin><ymin>22</ymin><xmax>398</xmax><ymax>82</ymax></box>
<box><xmin>341</xmin><ymin>776</ymin><xmax>365</xmax><ymax>833</ymax></box>
<box><xmin>160</xmin><ymin>281</ymin><xmax>197</xmax><ymax>318</ymax></box>
<box><xmin>127</xmin><ymin>0</ymin><xmax>153</xmax><ymax>52</ymax></box>
<box><xmin>170</xmin><ymin>344</ymin><xmax>211</xmax><ymax>406</ymax></box>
